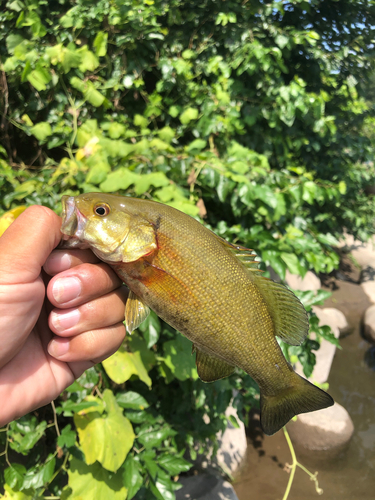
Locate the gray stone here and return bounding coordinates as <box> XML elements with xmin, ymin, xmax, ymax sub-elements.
<box><xmin>297</xmin><ymin>307</ymin><xmax>340</xmax><ymax>384</ymax></box>
<box><xmin>359</xmin><ymin>266</ymin><xmax>375</xmax><ymax>283</ymax></box>
<box><xmin>339</xmin><ymin>234</ymin><xmax>375</xmax><ymax>269</ymax></box>
<box><xmin>321</xmin><ymin>307</ymin><xmax>351</xmax><ymax>338</ymax></box>
<box><xmin>176</xmin><ymin>474</ymin><xmax>239</xmax><ymax>500</ymax></box>
<box><xmin>361</xmin><ymin>281</ymin><xmax>375</xmax><ymax>304</ymax></box>
<box><xmin>287</xmin><ymin>403</ymin><xmax>354</xmax><ymax>454</ymax></box>
<box><xmin>363</xmin><ymin>304</ymin><xmax>375</xmax><ymax>343</ymax></box>
<box><xmin>285</xmin><ymin>270</ymin><xmax>321</xmax><ymax>291</ymax></box>
<box><xmin>215</xmin><ymin>406</ymin><xmax>247</xmax><ymax>476</ymax></box>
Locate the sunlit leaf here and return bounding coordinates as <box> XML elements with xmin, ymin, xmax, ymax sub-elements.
<box><xmin>68</xmin><ymin>458</ymin><xmax>127</xmax><ymax>500</ymax></box>
<box><xmin>74</xmin><ymin>390</ymin><xmax>135</xmax><ymax>471</ymax></box>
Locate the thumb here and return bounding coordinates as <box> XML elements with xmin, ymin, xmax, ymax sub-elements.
<box><xmin>0</xmin><ymin>205</ymin><xmax>62</xmax><ymax>284</ymax></box>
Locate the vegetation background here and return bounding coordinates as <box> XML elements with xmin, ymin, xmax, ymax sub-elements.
<box><xmin>0</xmin><ymin>0</ymin><xmax>374</xmax><ymax>498</ymax></box>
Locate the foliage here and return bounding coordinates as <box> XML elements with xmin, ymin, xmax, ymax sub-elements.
<box><xmin>1</xmin><ymin>0</ymin><xmax>374</xmax><ymax>498</ymax></box>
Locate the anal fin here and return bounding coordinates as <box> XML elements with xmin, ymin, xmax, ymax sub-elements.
<box><xmin>195</xmin><ymin>347</ymin><xmax>235</xmax><ymax>382</ymax></box>
<box><xmin>125</xmin><ymin>290</ymin><xmax>150</xmax><ymax>333</ymax></box>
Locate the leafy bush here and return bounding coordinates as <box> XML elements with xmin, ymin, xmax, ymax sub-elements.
<box><xmin>1</xmin><ymin>0</ymin><xmax>374</xmax><ymax>498</ymax></box>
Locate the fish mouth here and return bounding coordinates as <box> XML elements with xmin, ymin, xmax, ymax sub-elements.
<box><xmin>59</xmin><ymin>196</ymin><xmax>88</xmax><ymax>248</ymax></box>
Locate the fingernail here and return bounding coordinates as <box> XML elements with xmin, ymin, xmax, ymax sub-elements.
<box><xmin>45</xmin><ymin>252</ymin><xmax>72</xmax><ymax>274</ymax></box>
<box><xmin>48</xmin><ymin>338</ymin><xmax>70</xmax><ymax>358</ymax></box>
<box><xmin>50</xmin><ymin>309</ymin><xmax>80</xmax><ymax>332</ymax></box>
<box><xmin>52</xmin><ymin>277</ymin><xmax>81</xmax><ymax>303</ymax></box>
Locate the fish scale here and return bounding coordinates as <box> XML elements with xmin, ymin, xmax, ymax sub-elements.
<box><xmin>60</xmin><ymin>192</ymin><xmax>334</xmax><ymax>435</ymax></box>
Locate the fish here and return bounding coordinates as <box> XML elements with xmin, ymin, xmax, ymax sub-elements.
<box><xmin>59</xmin><ymin>192</ymin><xmax>334</xmax><ymax>435</ymax></box>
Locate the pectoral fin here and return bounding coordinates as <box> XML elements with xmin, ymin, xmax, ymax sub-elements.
<box><xmin>125</xmin><ymin>291</ymin><xmax>150</xmax><ymax>333</ymax></box>
<box><xmin>195</xmin><ymin>347</ymin><xmax>235</xmax><ymax>382</ymax></box>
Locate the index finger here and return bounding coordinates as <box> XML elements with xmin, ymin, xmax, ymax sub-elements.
<box><xmin>0</xmin><ymin>205</ymin><xmax>62</xmax><ymax>284</ymax></box>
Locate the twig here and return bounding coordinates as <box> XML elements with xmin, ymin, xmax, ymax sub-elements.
<box><xmin>51</xmin><ymin>400</ymin><xmax>61</xmax><ymax>437</ymax></box>
<box><xmin>0</xmin><ymin>424</ymin><xmax>11</xmax><ymax>467</ymax></box>
<box><xmin>282</xmin><ymin>426</ymin><xmax>323</xmax><ymax>500</ymax></box>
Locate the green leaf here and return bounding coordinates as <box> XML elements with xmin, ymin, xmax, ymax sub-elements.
<box><xmin>9</xmin><ymin>420</ymin><xmax>47</xmax><ymax>454</ymax></box>
<box><xmin>6</xmin><ymin>34</ymin><xmax>24</xmax><ymax>54</ymax></box>
<box><xmin>30</xmin><ymin>122</ymin><xmax>52</xmax><ymax>141</ymax></box>
<box><xmin>57</xmin><ymin>425</ymin><xmax>77</xmax><ymax>449</ymax></box>
<box><xmin>253</xmin><ymin>185</ymin><xmax>278</xmax><ymax>209</ymax></box>
<box><xmin>100</xmin><ymin>167</ymin><xmax>138</xmax><ymax>192</ymax></box>
<box><xmin>302</xmin><ymin>181</ymin><xmax>317</xmax><ymax>204</ymax></box>
<box><xmin>317</xmin><ymin>233</ymin><xmax>339</xmax><ymax>246</ymax></box>
<box><xmin>78</xmin><ymin>47</ymin><xmax>99</xmax><ymax>72</ymax></box>
<box><xmin>138</xmin><ymin>427</ymin><xmax>177</xmax><ymax>449</ymax></box>
<box><xmin>102</xmin><ymin>346</ymin><xmax>153</xmax><ymax>387</ymax></box>
<box><xmin>86</xmin><ymin>162</ymin><xmax>111</xmax><ymax>185</ymax></box>
<box><xmin>140</xmin><ymin>311</ymin><xmax>161</xmax><ymax>348</ymax></box>
<box><xmin>57</xmin><ymin>399</ymin><xmax>103</xmax><ymax>415</ymax></box>
<box><xmin>186</xmin><ymin>139</ymin><xmax>206</xmax><ymax>153</ymax></box>
<box><xmin>149</xmin><ymin>468</ymin><xmax>176</xmax><ymax>500</ymax></box>
<box><xmin>23</xmin><ymin>458</ymin><xmax>55</xmax><ymax>490</ymax></box>
<box><xmin>85</xmin><ymin>84</ymin><xmax>105</xmax><ymax>107</ymax></box>
<box><xmin>157</xmin><ymin>454</ymin><xmax>192</xmax><ymax>475</ymax></box>
<box><xmin>228</xmin><ymin>414</ymin><xmax>240</xmax><ymax>429</ymax></box>
<box><xmin>27</xmin><ymin>67</ymin><xmax>51</xmax><ymax>91</ymax></box>
<box><xmin>158</xmin><ymin>126</ymin><xmax>175</xmax><ymax>143</ymax></box>
<box><xmin>108</xmin><ymin>122</ymin><xmax>126</xmax><ymax>139</ymax></box>
<box><xmin>123</xmin><ymin>455</ymin><xmax>143</xmax><ymax>500</ymax></box>
<box><xmin>68</xmin><ymin>457</ymin><xmax>127</xmax><ymax>500</ymax></box>
<box><xmin>163</xmin><ymin>335</ymin><xmax>198</xmax><ymax>381</ymax></box>
<box><xmin>133</xmin><ymin>172</ymin><xmax>169</xmax><ymax>196</ymax></box>
<box><xmin>116</xmin><ymin>391</ymin><xmax>150</xmax><ymax>410</ymax></box>
<box><xmin>74</xmin><ymin>390</ymin><xmax>135</xmax><ymax>472</ymax></box>
<box><xmin>338</xmin><ymin>181</ymin><xmax>346</xmax><ymax>194</ymax></box>
<box><xmin>179</xmin><ymin>107</ymin><xmax>199</xmax><ymax>124</ymax></box>
<box><xmin>61</xmin><ymin>48</ymin><xmax>82</xmax><ymax>72</ymax></box>
<box><xmin>93</xmin><ymin>31</ymin><xmax>108</xmax><ymax>57</ymax></box>
<box><xmin>281</xmin><ymin>252</ymin><xmax>302</xmax><ymax>276</ymax></box>
<box><xmin>128</xmin><ymin>333</ymin><xmax>157</xmax><ymax>370</ymax></box>
<box><xmin>4</xmin><ymin>464</ymin><xmax>26</xmax><ymax>490</ymax></box>
<box><xmin>134</xmin><ymin>114</ymin><xmax>148</xmax><ymax>128</ymax></box>
<box><xmin>262</xmin><ymin>250</ymin><xmax>286</xmax><ymax>281</ymax></box>
<box><xmin>168</xmin><ymin>105</ymin><xmax>180</xmax><ymax>118</ymax></box>
<box><xmin>2</xmin><ymin>484</ymin><xmax>33</xmax><ymax>499</ymax></box>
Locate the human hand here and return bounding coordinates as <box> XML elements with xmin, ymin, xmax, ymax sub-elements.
<box><xmin>0</xmin><ymin>206</ymin><xmax>127</xmax><ymax>426</ymax></box>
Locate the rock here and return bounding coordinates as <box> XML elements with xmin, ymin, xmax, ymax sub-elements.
<box><xmin>285</xmin><ymin>270</ymin><xmax>321</xmax><ymax>291</ymax></box>
<box><xmin>299</xmin><ymin>307</ymin><xmax>341</xmax><ymax>384</ymax></box>
<box><xmin>364</xmin><ymin>346</ymin><xmax>375</xmax><ymax>370</ymax></box>
<box><xmin>361</xmin><ymin>281</ymin><xmax>375</xmax><ymax>304</ymax></box>
<box><xmin>339</xmin><ymin>234</ymin><xmax>375</xmax><ymax>269</ymax></box>
<box><xmin>320</xmin><ymin>307</ymin><xmax>351</xmax><ymax>338</ymax></box>
<box><xmin>363</xmin><ymin>304</ymin><xmax>375</xmax><ymax>343</ymax></box>
<box><xmin>215</xmin><ymin>406</ymin><xmax>247</xmax><ymax>476</ymax></box>
<box><xmin>176</xmin><ymin>474</ymin><xmax>239</xmax><ymax>500</ymax></box>
<box><xmin>359</xmin><ymin>266</ymin><xmax>375</xmax><ymax>283</ymax></box>
<box><xmin>287</xmin><ymin>403</ymin><xmax>354</xmax><ymax>454</ymax></box>
<box><xmin>194</xmin><ymin>405</ymin><xmax>247</xmax><ymax>476</ymax></box>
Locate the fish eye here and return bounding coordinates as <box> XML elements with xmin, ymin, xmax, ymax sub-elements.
<box><xmin>94</xmin><ymin>203</ymin><xmax>110</xmax><ymax>217</ymax></box>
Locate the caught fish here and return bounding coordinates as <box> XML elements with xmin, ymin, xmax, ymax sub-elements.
<box><xmin>60</xmin><ymin>193</ymin><xmax>334</xmax><ymax>435</ymax></box>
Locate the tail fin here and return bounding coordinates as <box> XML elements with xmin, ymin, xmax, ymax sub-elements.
<box><xmin>260</xmin><ymin>374</ymin><xmax>334</xmax><ymax>436</ymax></box>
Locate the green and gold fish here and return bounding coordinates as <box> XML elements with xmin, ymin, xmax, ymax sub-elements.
<box><xmin>60</xmin><ymin>193</ymin><xmax>333</xmax><ymax>435</ymax></box>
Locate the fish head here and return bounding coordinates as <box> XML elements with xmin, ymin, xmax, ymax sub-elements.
<box><xmin>60</xmin><ymin>193</ymin><xmax>157</xmax><ymax>263</ymax></box>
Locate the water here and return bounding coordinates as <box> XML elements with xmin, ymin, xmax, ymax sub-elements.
<box><xmin>233</xmin><ymin>276</ymin><xmax>375</xmax><ymax>500</ymax></box>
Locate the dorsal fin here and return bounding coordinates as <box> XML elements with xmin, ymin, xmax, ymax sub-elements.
<box><xmin>217</xmin><ymin>235</ymin><xmax>308</xmax><ymax>346</ymax></box>
<box><xmin>216</xmin><ymin>237</ymin><xmax>263</xmax><ymax>271</ymax></box>
<box><xmin>252</xmin><ymin>275</ymin><xmax>309</xmax><ymax>345</ymax></box>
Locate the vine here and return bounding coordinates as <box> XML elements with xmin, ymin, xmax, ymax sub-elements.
<box><xmin>282</xmin><ymin>426</ymin><xmax>323</xmax><ymax>500</ymax></box>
